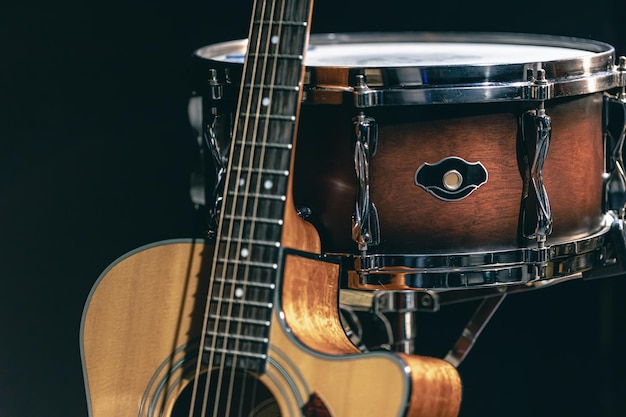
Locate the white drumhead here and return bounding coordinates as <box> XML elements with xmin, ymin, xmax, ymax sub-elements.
<box><xmin>304</xmin><ymin>42</ymin><xmax>595</xmax><ymax>67</ymax></box>
<box><xmin>214</xmin><ymin>41</ymin><xmax>595</xmax><ymax>67</ymax></box>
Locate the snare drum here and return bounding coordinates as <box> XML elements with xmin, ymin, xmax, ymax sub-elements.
<box><xmin>191</xmin><ymin>32</ymin><xmax>626</xmax><ymax>291</ymax></box>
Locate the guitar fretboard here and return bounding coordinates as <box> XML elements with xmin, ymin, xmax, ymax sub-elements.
<box><xmin>203</xmin><ymin>0</ymin><xmax>313</xmax><ymax>373</ymax></box>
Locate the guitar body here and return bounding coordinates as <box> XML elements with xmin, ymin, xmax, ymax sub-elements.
<box><xmin>80</xmin><ymin>239</ymin><xmax>461</xmax><ymax>417</ymax></box>
<box><xmin>82</xmin><ymin>1</ymin><xmax>462</xmax><ymax>415</ymax></box>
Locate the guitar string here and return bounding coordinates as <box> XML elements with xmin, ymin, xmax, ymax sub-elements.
<box><xmin>186</xmin><ymin>0</ymin><xmax>265</xmax><ymax>415</ymax></box>
<box><xmin>226</xmin><ymin>0</ymin><xmax>286</xmax><ymax>415</ymax></box>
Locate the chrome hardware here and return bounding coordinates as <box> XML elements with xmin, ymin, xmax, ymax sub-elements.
<box><xmin>444</xmin><ymin>293</ymin><xmax>507</xmax><ymax>368</ymax></box>
<box><xmin>355</xmin><ymin>74</ymin><xmax>368</xmax><ymax>91</ymax></box>
<box><xmin>346</xmin><ymin>213</ymin><xmax>615</xmax><ymax>290</ymax></box>
<box><xmin>373</xmin><ymin>291</ymin><xmax>421</xmax><ymax>353</ymax></box>
<box><xmin>353</xmin><ymin>74</ymin><xmax>380</xmax><ymax>107</ymax></box>
<box><xmin>604</xmin><ymin>91</ymin><xmax>626</xmax><ymax>212</ymax></box>
<box><xmin>618</xmin><ymin>56</ymin><xmax>626</xmax><ymax>88</ymax></box>
<box><xmin>352</xmin><ymin>112</ymin><xmax>380</xmax><ymax>251</ymax></box>
<box><xmin>205</xmin><ymin>107</ymin><xmax>234</xmax><ymax>237</ymax></box>
<box><xmin>206</xmin><ymin>68</ymin><xmax>224</xmax><ymax>100</ymax></box>
<box><xmin>524</xmin><ymin>68</ymin><xmax>554</xmax><ymax>101</ymax></box>
<box><xmin>188</xmin><ymin>67</ymin><xmax>233</xmax><ymax>238</ymax></box>
<box><xmin>415</xmin><ymin>157</ymin><xmax>488</xmax><ymax>201</ymax></box>
<box><xmin>196</xmin><ymin>33</ymin><xmax>620</xmax><ymax>107</ymax></box>
<box><xmin>296</xmin><ymin>206</ymin><xmax>312</xmax><ymax>220</ymax></box>
<box><xmin>520</xmin><ymin>100</ymin><xmax>553</xmax><ymax>248</ymax></box>
<box><xmin>443</xmin><ymin>170</ymin><xmax>463</xmax><ymax>191</ymax></box>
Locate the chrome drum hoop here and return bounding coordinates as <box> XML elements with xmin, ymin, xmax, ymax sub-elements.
<box><xmin>192</xmin><ymin>32</ymin><xmax>621</xmax><ymax>107</ymax></box>
<box><xmin>303</xmin><ymin>32</ymin><xmax>619</xmax><ymax>106</ymax></box>
<box><xmin>346</xmin><ymin>213</ymin><xmax>618</xmax><ymax>291</ymax></box>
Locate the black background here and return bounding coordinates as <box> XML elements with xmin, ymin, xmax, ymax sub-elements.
<box><xmin>2</xmin><ymin>0</ymin><xmax>626</xmax><ymax>416</ymax></box>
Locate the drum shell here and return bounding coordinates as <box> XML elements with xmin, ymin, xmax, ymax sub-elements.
<box><xmin>292</xmin><ymin>93</ymin><xmax>606</xmax><ymax>254</ymax></box>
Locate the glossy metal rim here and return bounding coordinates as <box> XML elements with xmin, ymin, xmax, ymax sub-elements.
<box><xmin>344</xmin><ymin>213</ymin><xmax>616</xmax><ymax>290</ymax></box>
<box><xmin>192</xmin><ymin>32</ymin><xmax>619</xmax><ymax>106</ymax></box>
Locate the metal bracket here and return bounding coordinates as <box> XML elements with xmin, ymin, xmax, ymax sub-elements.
<box><xmin>202</xmin><ymin>72</ymin><xmax>233</xmax><ymax>239</ymax></box>
<box><xmin>520</xmin><ymin>100</ymin><xmax>553</xmax><ymax>249</ymax></box>
<box><xmin>352</xmin><ymin>112</ymin><xmax>380</xmax><ymax>251</ymax></box>
<box><xmin>523</xmin><ymin>68</ymin><xmax>554</xmax><ymax>101</ymax></box>
<box><xmin>604</xmin><ymin>59</ymin><xmax>626</xmax><ymax>213</ymax></box>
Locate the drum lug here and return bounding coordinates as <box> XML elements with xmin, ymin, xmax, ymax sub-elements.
<box><xmin>604</xmin><ymin>63</ymin><xmax>626</xmax><ymax>212</ymax></box>
<box><xmin>617</xmin><ymin>56</ymin><xmax>626</xmax><ymax>89</ymax></box>
<box><xmin>523</xmin><ymin>68</ymin><xmax>554</xmax><ymax>101</ymax></box>
<box><xmin>353</xmin><ymin>74</ymin><xmax>381</xmax><ymax>108</ymax></box>
<box><xmin>603</xmin><ymin>97</ymin><xmax>626</xmax><ymax>212</ymax></box>
<box><xmin>352</xmin><ymin>112</ymin><xmax>380</xmax><ymax>251</ymax></box>
<box><xmin>519</xmin><ymin>102</ymin><xmax>553</xmax><ymax>247</ymax></box>
<box><xmin>204</xmin><ymin>108</ymin><xmax>233</xmax><ymax>238</ymax></box>
<box><xmin>206</xmin><ymin>68</ymin><xmax>225</xmax><ymax>100</ymax></box>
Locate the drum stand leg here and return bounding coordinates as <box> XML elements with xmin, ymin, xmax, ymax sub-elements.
<box><xmin>443</xmin><ymin>293</ymin><xmax>507</xmax><ymax>367</ymax></box>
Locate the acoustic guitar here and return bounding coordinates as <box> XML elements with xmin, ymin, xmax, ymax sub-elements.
<box><xmin>80</xmin><ymin>0</ymin><xmax>462</xmax><ymax>415</ymax></box>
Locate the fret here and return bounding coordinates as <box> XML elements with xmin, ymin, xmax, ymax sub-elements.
<box><xmin>238</xmin><ymin>113</ymin><xmax>296</xmax><ymax>122</ymax></box>
<box><xmin>234</xmin><ymin>141</ymin><xmax>292</xmax><ymax>150</ymax></box>
<box><xmin>206</xmin><ymin>330</ymin><xmax>269</xmax><ymax>344</ymax></box>
<box><xmin>206</xmin><ymin>315</ymin><xmax>272</xmax><ymax>337</ymax></box>
<box><xmin>238</xmin><ymin>167</ymin><xmax>289</xmax><ymax>176</ymax></box>
<box><xmin>205</xmin><ymin>342</ymin><xmax>268</xmax><ymax>358</ymax></box>
<box><xmin>252</xmin><ymin>19</ymin><xmax>307</xmax><ymax>26</ymax></box>
<box><xmin>221</xmin><ymin>207</ymin><xmax>285</xmax><ymax>229</ymax></box>
<box><xmin>209</xmin><ymin>314</ymin><xmax>270</xmax><ymax>327</ymax></box>
<box><xmin>247</xmin><ymin>52</ymin><xmax>303</xmax><ymax>61</ymax></box>
<box><xmin>219</xmin><ymin>236</ymin><xmax>281</xmax><ymax>247</ymax></box>
<box><xmin>204</xmin><ymin>347</ymin><xmax>267</xmax><ymax>360</ymax></box>
<box><xmin>214</xmin><ymin>277</ymin><xmax>276</xmax><ymax>289</ymax></box>
<box><xmin>244</xmin><ymin>83</ymin><xmax>299</xmax><ymax>92</ymax></box>
<box><xmin>222</xmin><ymin>214</ymin><xmax>283</xmax><ymax>225</ymax></box>
<box><xmin>211</xmin><ymin>296</ymin><xmax>273</xmax><ymax>309</ymax></box>
<box><xmin>217</xmin><ymin>258</ymin><xmax>278</xmax><ymax>269</ymax></box>
<box><xmin>204</xmin><ymin>346</ymin><xmax>267</xmax><ymax>359</ymax></box>
<box><xmin>226</xmin><ymin>191</ymin><xmax>286</xmax><ymax>201</ymax></box>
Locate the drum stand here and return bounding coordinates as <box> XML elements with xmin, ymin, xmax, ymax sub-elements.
<box><xmin>340</xmin><ymin>263</ymin><xmax>612</xmax><ymax>366</ymax></box>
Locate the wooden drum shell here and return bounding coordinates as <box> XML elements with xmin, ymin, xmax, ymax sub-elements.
<box><xmin>293</xmin><ymin>93</ymin><xmax>605</xmax><ymax>254</ymax></box>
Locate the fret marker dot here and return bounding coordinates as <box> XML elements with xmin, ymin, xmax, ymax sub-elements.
<box><xmin>239</xmin><ymin>178</ymin><xmax>245</xmax><ymax>187</ymax></box>
<box><xmin>264</xmin><ymin>179</ymin><xmax>273</xmax><ymax>190</ymax></box>
<box><xmin>262</xmin><ymin>97</ymin><xmax>270</xmax><ymax>107</ymax></box>
<box><xmin>271</xmin><ymin>35</ymin><xmax>279</xmax><ymax>44</ymax></box>
<box><xmin>235</xmin><ymin>287</ymin><xmax>244</xmax><ymax>298</ymax></box>
<box><xmin>240</xmin><ymin>248</ymin><xmax>249</xmax><ymax>258</ymax></box>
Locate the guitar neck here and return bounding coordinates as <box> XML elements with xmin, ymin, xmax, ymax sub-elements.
<box><xmin>207</xmin><ymin>0</ymin><xmax>314</xmax><ymax>373</ymax></box>
<box><xmin>220</xmin><ymin>0</ymin><xmax>313</xmax><ymax>255</ymax></box>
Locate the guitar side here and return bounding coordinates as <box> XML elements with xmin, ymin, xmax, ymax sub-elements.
<box><xmin>80</xmin><ymin>239</ymin><xmax>461</xmax><ymax>417</ymax></box>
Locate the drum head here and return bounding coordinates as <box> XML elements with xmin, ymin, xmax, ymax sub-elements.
<box><xmin>192</xmin><ymin>32</ymin><xmax>618</xmax><ymax>105</ymax></box>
